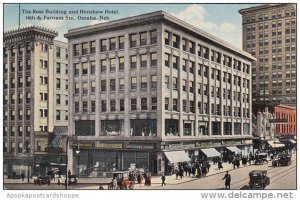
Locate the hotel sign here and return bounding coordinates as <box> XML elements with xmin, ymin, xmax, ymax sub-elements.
<box><xmin>95</xmin><ymin>143</ymin><xmax>123</xmax><ymax>149</ymax></box>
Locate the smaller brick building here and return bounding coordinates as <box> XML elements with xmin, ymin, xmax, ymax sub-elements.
<box><xmin>274</xmin><ymin>105</ymin><xmax>296</xmax><ymax>137</ymax></box>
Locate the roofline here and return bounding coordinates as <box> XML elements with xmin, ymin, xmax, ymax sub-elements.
<box><xmin>65</xmin><ymin>10</ymin><xmax>255</xmax><ymax>61</ymax></box>
<box><xmin>239</xmin><ymin>3</ymin><xmax>295</xmax><ymax>14</ymax></box>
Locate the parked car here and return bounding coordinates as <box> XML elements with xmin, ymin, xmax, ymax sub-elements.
<box><xmin>58</xmin><ymin>174</ymin><xmax>78</xmax><ymax>185</ymax></box>
<box><xmin>108</xmin><ymin>171</ymin><xmax>134</xmax><ymax>189</ymax></box>
<box><xmin>254</xmin><ymin>153</ymin><xmax>268</xmax><ymax>165</ymax></box>
<box><xmin>249</xmin><ymin>170</ymin><xmax>270</xmax><ymax>189</ymax></box>
<box><xmin>272</xmin><ymin>154</ymin><xmax>292</xmax><ymax>167</ymax></box>
<box><xmin>33</xmin><ymin>175</ymin><xmax>51</xmax><ymax>185</ymax></box>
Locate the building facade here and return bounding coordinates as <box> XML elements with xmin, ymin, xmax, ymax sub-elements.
<box><xmin>65</xmin><ymin>11</ymin><xmax>255</xmax><ymax>176</ymax></box>
<box><xmin>239</xmin><ymin>4</ymin><xmax>297</xmax><ymax>106</ymax></box>
<box><xmin>273</xmin><ymin>104</ymin><xmax>296</xmax><ymax>137</ymax></box>
<box><xmin>3</xmin><ymin>26</ymin><xmax>69</xmax><ymax>177</ymax></box>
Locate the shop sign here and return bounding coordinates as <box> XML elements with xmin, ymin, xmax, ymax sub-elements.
<box><xmin>95</xmin><ymin>142</ymin><xmax>123</xmax><ymax>149</ymax></box>
<box><xmin>168</xmin><ymin>143</ymin><xmax>183</xmax><ymax>150</ymax></box>
<box><xmin>71</xmin><ymin>141</ymin><xmax>94</xmax><ymax>149</ymax></box>
<box><xmin>126</xmin><ymin>143</ymin><xmax>155</xmax><ymax>150</ymax></box>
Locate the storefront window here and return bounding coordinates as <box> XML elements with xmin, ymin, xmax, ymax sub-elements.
<box><xmin>123</xmin><ymin>152</ymin><xmax>149</xmax><ymax>171</ymax></box>
<box><xmin>130</xmin><ymin>119</ymin><xmax>157</xmax><ymax>136</ymax></box>
<box><xmin>100</xmin><ymin>120</ymin><xmax>124</xmax><ymax>136</ymax></box>
<box><xmin>75</xmin><ymin>120</ymin><xmax>95</xmax><ymax>136</ymax></box>
<box><xmin>224</xmin><ymin>122</ymin><xmax>232</xmax><ymax>135</ymax></box>
<box><xmin>183</xmin><ymin>122</ymin><xmax>193</xmax><ymax>136</ymax></box>
<box><xmin>243</xmin><ymin>123</ymin><xmax>250</xmax><ymax>135</ymax></box>
<box><xmin>94</xmin><ymin>151</ymin><xmax>117</xmax><ymax>172</ymax></box>
<box><xmin>198</xmin><ymin>121</ymin><xmax>209</xmax><ymax>136</ymax></box>
<box><xmin>212</xmin><ymin>122</ymin><xmax>221</xmax><ymax>135</ymax></box>
<box><xmin>234</xmin><ymin>123</ymin><xmax>242</xmax><ymax>135</ymax></box>
<box><xmin>165</xmin><ymin>119</ymin><xmax>179</xmax><ymax>136</ymax></box>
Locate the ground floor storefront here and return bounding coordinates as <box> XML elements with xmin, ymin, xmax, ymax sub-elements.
<box><xmin>4</xmin><ymin>157</ymin><xmax>33</xmax><ymax>179</ymax></box>
<box><xmin>71</xmin><ymin>138</ymin><xmax>253</xmax><ymax>177</ymax></box>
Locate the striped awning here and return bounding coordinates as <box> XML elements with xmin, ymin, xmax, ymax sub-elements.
<box><xmin>201</xmin><ymin>148</ymin><xmax>221</xmax><ymax>158</ymax></box>
<box><xmin>267</xmin><ymin>141</ymin><xmax>285</xmax><ymax>148</ymax></box>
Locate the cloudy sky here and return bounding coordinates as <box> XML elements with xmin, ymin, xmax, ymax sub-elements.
<box><xmin>4</xmin><ymin>3</ymin><xmax>259</xmax><ymax>49</ymax></box>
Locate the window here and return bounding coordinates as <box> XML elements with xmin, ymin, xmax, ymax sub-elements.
<box><xmin>182</xmin><ymin>59</ymin><xmax>187</xmax><ymax>72</ymax></box>
<box><xmin>101</xmin><ymin>100</ymin><xmax>107</xmax><ymax>112</ymax></box>
<box><xmin>74</xmin><ymin>63</ymin><xmax>80</xmax><ymax>76</ymax></box>
<box><xmin>101</xmin><ymin>80</ymin><xmax>107</xmax><ymax>92</ymax></box>
<box><xmin>120</xmin><ymin>99</ymin><xmax>125</xmax><ymax>111</ymax></box>
<box><xmin>130</xmin><ymin>34</ymin><xmax>137</xmax><ymax>47</ymax></box>
<box><xmin>56</xmin><ymin>78</ymin><xmax>61</xmax><ymax>89</ymax></box>
<box><xmin>190</xmin><ymin>101</ymin><xmax>195</xmax><ymax>113</ymax></box>
<box><xmin>165</xmin><ymin>98</ymin><xmax>169</xmax><ymax>110</ymax></box>
<box><xmin>82</xmin><ymin>82</ymin><xmax>88</xmax><ymax>94</ymax></box>
<box><xmin>183</xmin><ymin>100</ymin><xmax>187</xmax><ymax>112</ymax></box>
<box><xmin>172</xmin><ymin>34</ymin><xmax>180</xmax><ymax>48</ymax></box>
<box><xmin>90</xmin><ymin>61</ymin><xmax>95</xmax><ymax>75</ymax></box>
<box><xmin>100</xmin><ymin>39</ymin><xmax>107</xmax><ymax>52</ymax></box>
<box><xmin>110</xmin><ymin>100</ymin><xmax>116</xmax><ymax>111</ymax></box>
<box><xmin>119</xmin><ymin>36</ymin><xmax>125</xmax><ymax>49</ymax></box>
<box><xmin>119</xmin><ymin>57</ymin><xmax>124</xmax><ymax>71</ymax></box>
<box><xmin>100</xmin><ymin>59</ymin><xmax>107</xmax><ymax>73</ymax></box>
<box><xmin>131</xmin><ymin>99</ymin><xmax>137</xmax><ymax>110</ymax></box>
<box><xmin>150</xmin><ymin>30</ymin><xmax>157</xmax><ymax>44</ymax></box>
<box><xmin>165</xmin><ymin>53</ymin><xmax>170</xmax><ymax>67</ymax></box>
<box><xmin>90</xmin><ymin>41</ymin><xmax>96</xmax><ymax>53</ymax></box>
<box><xmin>173</xmin><ymin>99</ymin><xmax>178</xmax><ymax>111</ymax></box>
<box><xmin>130</xmin><ymin>55</ymin><xmax>137</xmax><ymax>69</ymax></box>
<box><xmin>91</xmin><ymin>81</ymin><xmax>96</xmax><ymax>93</ymax></box>
<box><xmin>150</xmin><ymin>52</ymin><xmax>157</xmax><ymax>67</ymax></box>
<box><xmin>82</xmin><ymin>42</ymin><xmax>88</xmax><ymax>55</ymax></box>
<box><xmin>119</xmin><ymin>78</ymin><xmax>125</xmax><ymax>90</ymax></box>
<box><xmin>141</xmin><ymin>98</ymin><xmax>147</xmax><ymax>110</ymax></box>
<box><xmin>56</xmin><ymin>110</ymin><xmax>61</xmax><ymax>120</ymax></box>
<box><xmin>110</xmin><ymin>79</ymin><xmax>116</xmax><ymax>91</ymax></box>
<box><xmin>151</xmin><ymin>75</ymin><xmax>157</xmax><ymax>88</ymax></box>
<box><xmin>141</xmin><ymin>76</ymin><xmax>147</xmax><ymax>89</ymax></box>
<box><xmin>141</xmin><ymin>54</ymin><xmax>147</xmax><ymax>68</ymax></box>
<box><xmin>82</xmin><ymin>62</ymin><xmax>88</xmax><ymax>75</ymax></box>
<box><xmin>74</xmin><ymin>44</ymin><xmax>80</xmax><ymax>56</ymax></box>
<box><xmin>182</xmin><ymin>38</ymin><xmax>187</xmax><ymax>51</ymax></box>
<box><xmin>140</xmin><ymin>32</ymin><xmax>147</xmax><ymax>46</ymax></box>
<box><xmin>110</xmin><ymin>58</ymin><xmax>116</xmax><ymax>72</ymax></box>
<box><xmin>189</xmin><ymin>61</ymin><xmax>195</xmax><ymax>74</ymax></box>
<box><xmin>151</xmin><ymin>97</ymin><xmax>157</xmax><ymax>110</ymax></box>
<box><xmin>164</xmin><ymin>31</ymin><xmax>171</xmax><ymax>45</ymax></box>
<box><xmin>109</xmin><ymin>37</ymin><xmax>116</xmax><ymax>50</ymax></box>
<box><xmin>56</xmin><ymin>94</ymin><xmax>61</xmax><ymax>104</ymax></box>
<box><xmin>189</xmin><ymin>81</ymin><xmax>194</xmax><ymax>93</ymax></box>
<box><xmin>172</xmin><ymin>55</ymin><xmax>179</xmax><ymax>69</ymax></box>
<box><xmin>189</xmin><ymin>41</ymin><xmax>195</xmax><ymax>54</ymax></box>
<box><xmin>74</xmin><ymin>83</ymin><xmax>80</xmax><ymax>94</ymax></box>
<box><xmin>165</xmin><ymin>76</ymin><xmax>170</xmax><ymax>89</ymax></box>
<box><xmin>131</xmin><ymin>77</ymin><xmax>137</xmax><ymax>89</ymax></box>
<box><xmin>172</xmin><ymin>77</ymin><xmax>178</xmax><ymax>90</ymax></box>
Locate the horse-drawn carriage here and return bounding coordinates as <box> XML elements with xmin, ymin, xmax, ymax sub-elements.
<box><xmin>107</xmin><ymin>171</ymin><xmax>135</xmax><ymax>190</ymax></box>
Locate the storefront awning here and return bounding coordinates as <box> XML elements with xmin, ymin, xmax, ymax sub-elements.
<box><xmin>201</xmin><ymin>148</ymin><xmax>221</xmax><ymax>158</ymax></box>
<box><xmin>164</xmin><ymin>151</ymin><xmax>190</xmax><ymax>163</ymax></box>
<box><xmin>226</xmin><ymin>146</ymin><xmax>241</xmax><ymax>154</ymax></box>
<box><xmin>290</xmin><ymin>139</ymin><xmax>296</xmax><ymax>144</ymax></box>
<box><xmin>267</xmin><ymin>141</ymin><xmax>285</xmax><ymax>148</ymax></box>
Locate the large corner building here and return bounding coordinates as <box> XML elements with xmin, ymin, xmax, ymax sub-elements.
<box><xmin>65</xmin><ymin>11</ymin><xmax>256</xmax><ymax>176</ymax></box>
<box><xmin>239</xmin><ymin>4</ymin><xmax>296</xmax><ymax>107</ymax></box>
<box><xmin>3</xmin><ymin>26</ymin><xmax>69</xmax><ymax>177</ymax></box>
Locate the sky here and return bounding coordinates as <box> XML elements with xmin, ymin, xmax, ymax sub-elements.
<box><xmin>3</xmin><ymin>3</ymin><xmax>260</xmax><ymax>49</ymax></box>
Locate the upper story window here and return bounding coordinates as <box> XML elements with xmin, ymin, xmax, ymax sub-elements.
<box><xmin>74</xmin><ymin>44</ymin><xmax>80</xmax><ymax>56</ymax></box>
<box><xmin>172</xmin><ymin>34</ymin><xmax>180</xmax><ymax>48</ymax></box>
<box><xmin>130</xmin><ymin>34</ymin><xmax>137</xmax><ymax>48</ymax></box>
<box><xmin>119</xmin><ymin>36</ymin><xmax>125</xmax><ymax>49</ymax></box>
<box><xmin>100</xmin><ymin>39</ymin><xmax>107</xmax><ymax>52</ymax></box>
<box><xmin>82</xmin><ymin>42</ymin><xmax>88</xmax><ymax>55</ymax></box>
<box><xmin>109</xmin><ymin>37</ymin><xmax>116</xmax><ymax>51</ymax></box>
<box><xmin>90</xmin><ymin>41</ymin><xmax>96</xmax><ymax>53</ymax></box>
<box><xmin>140</xmin><ymin>32</ymin><xmax>147</xmax><ymax>46</ymax></box>
<box><xmin>150</xmin><ymin>30</ymin><xmax>157</xmax><ymax>44</ymax></box>
<box><xmin>164</xmin><ymin>31</ymin><xmax>171</xmax><ymax>45</ymax></box>
<box><xmin>56</xmin><ymin>47</ymin><xmax>61</xmax><ymax>58</ymax></box>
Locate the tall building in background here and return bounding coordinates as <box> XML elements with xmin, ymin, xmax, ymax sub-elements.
<box><xmin>3</xmin><ymin>26</ymin><xmax>69</xmax><ymax>177</ymax></box>
<box><xmin>239</xmin><ymin>4</ymin><xmax>296</xmax><ymax>107</ymax></box>
<box><xmin>65</xmin><ymin>11</ymin><xmax>255</xmax><ymax>176</ymax></box>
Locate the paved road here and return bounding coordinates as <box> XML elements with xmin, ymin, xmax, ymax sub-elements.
<box><xmin>4</xmin><ymin>156</ymin><xmax>296</xmax><ymax>190</ymax></box>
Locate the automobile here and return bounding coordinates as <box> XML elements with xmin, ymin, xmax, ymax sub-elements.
<box><xmin>249</xmin><ymin>170</ymin><xmax>270</xmax><ymax>189</ymax></box>
<box><xmin>33</xmin><ymin>175</ymin><xmax>51</xmax><ymax>185</ymax></box>
<box><xmin>108</xmin><ymin>171</ymin><xmax>134</xmax><ymax>190</ymax></box>
<box><xmin>57</xmin><ymin>175</ymin><xmax>78</xmax><ymax>185</ymax></box>
<box><xmin>254</xmin><ymin>153</ymin><xmax>268</xmax><ymax>165</ymax></box>
<box><xmin>272</xmin><ymin>154</ymin><xmax>292</xmax><ymax>167</ymax></box>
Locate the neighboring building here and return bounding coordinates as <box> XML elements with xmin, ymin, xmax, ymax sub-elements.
<box><xmin>273</xmin><ymin>104</ymin><xmax>296</xmax><ymax>137</ymax></box>
<box><xmin>65</xmin><ymin>11</ymin><xmax>255</xmax><ymax>176</ymax></box>
<box><xmin>3</xmin><ymin>26</ymin><xmax>69</xmax><ymax>177</ymax></box>
<box><xmin>239</xmin><ymin>4</ymin><xmax>296</xmax><ymax>107</ymax></box>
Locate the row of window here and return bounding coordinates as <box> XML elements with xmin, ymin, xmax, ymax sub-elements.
<box><xmin>164</xmin><ymin>52</ymin><xmax>250</xmax><ymax>73</ymax></box>
<box><xmin>74</xmin><ymin>97</ymin><xmax>157</xmax><ymax>113</ymax></box>
<box><xmin>4</xmin><ymin>60</ymin><xmax>31</xmax><ymax>73</ymax></box>
<box><xmin>4</xmin><ymin>76</ymin><xmax>31</xmax><ymax>89</ymax></box>
<box><xmin>3</xmin><ymin>141</ymin><xmax>30</xmax><ymax>154</ymax></box>
<box><xmin>3</xmin><ymin>126</ymin><xmax>31</xmax><ymax>137</ymax></box>
<box><xmin>73</xmin><ymin>30</ymin><xmax>157</xmax><ymax>56</ymax></box>
<box><xmin>3</xmin><ymin>92</ymin><xmax>31</xmax><ymax>105</ymax></box>
<box><xmin>245</xmin><ymin>9</ymin><xmax>296</xmax><ymax>23</ymax></box>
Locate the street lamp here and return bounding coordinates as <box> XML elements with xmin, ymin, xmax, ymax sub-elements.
<box><xmin>66</xmin><ymin>135</ymin><xmax>78</xmax><ymax>190</ymax></box>
<box><xmin>75</xmin><ymin>148</ymin><xmax>80</xmax><ymax>176</ymax></box>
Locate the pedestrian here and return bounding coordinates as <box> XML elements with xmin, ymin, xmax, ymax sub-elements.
<box><xmin>236</xmin><ymin>159</ymin><xmax>240</xmax><ymax>168</ymax></box>
<box><xmin>179</xmin><ymin>168</ymin><xmax>183</xmax><ymax>179</ymax></box>
<box><xmin>222</xmin><ymin>171</ymin><xmax>231</xmax><ymax>189</ymax></box>
<box><xmin>161</xmin><ymin>175</ymin><xmax>166</xmax><ymax>186</ymax></box>
<box><xmin>232</xmin><ymin>158</ymin><xmax>236</xmax><ymax>169</ymax></box>
<box><xmin>175</xmin><ymin>167</ymin><xmax>179</xmax><ymax>179</ymax></box>
<box><xmin>218</xmin><ymin>161</ymin><xmax>223</xmax><ymax>170</ymax></box>
<box><xmin>68</xmin><ymin>170</ymin><xmax>71</xmax><ymax>177</ymax></box>
<box><xmin>184</xmin><ymin>165</ymin><xmax>188</xmax><ymax>176</ymax></box>
<box><xmin>21</xmin><ymin>171</ymin><xmax>25</xmax><ymax>181</ymax></box>
<box><xmin>13</xmin><ymin>171</ymin><xmax>16</xmax><ymax>179</ymax></box>
<box><xmin>188</xmin><ymin>166</ymin><xmax>191</xmax><ymax>177</ymax></box>
<box><xmin>112</xmin><ymin>178</ymin><xmax>118</xmax><ymax>189</ymax></box>
<box><xmin>206</xmin><ymin>162</ymin><xmax>211</xmax><ymax>172</ymax></box>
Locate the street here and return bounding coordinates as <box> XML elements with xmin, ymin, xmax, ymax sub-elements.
<box><xmin>4</xmin><ymin>154</ymin><xmax>296</xmax><ymax>190</ymax></box>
